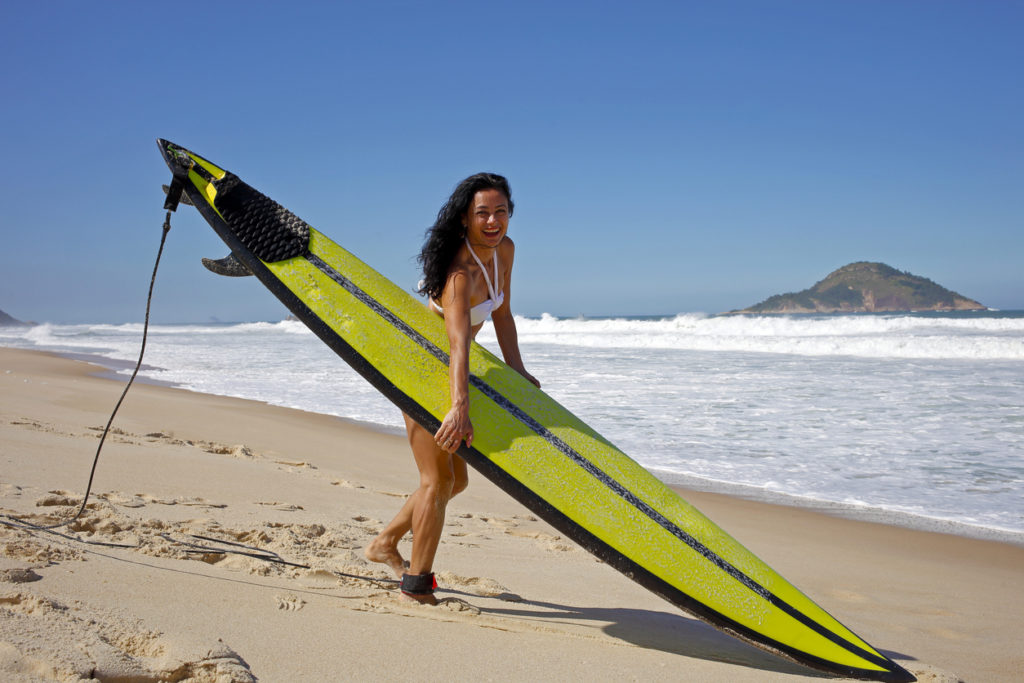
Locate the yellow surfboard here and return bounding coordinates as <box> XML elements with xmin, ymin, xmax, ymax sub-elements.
<box><xmin>158</xmin><ymin>139</ymin><xmax>914</xmax><ymax>682</ymax></box>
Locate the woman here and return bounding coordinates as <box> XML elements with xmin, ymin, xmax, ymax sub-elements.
<box><xmin>365</xmin><ymin>173</ymin><xmax>539</xmax><ymax>604</ymax></box>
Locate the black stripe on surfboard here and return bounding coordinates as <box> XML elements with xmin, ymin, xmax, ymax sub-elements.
<box><xmin>302</xmin><ymin>252</ymin><xmax>900</xmax><ymax>674</ymax></box>
<box><xmin>295</xmin><ymin>253</ymin><xmax>908</xmax><ymax>681</ymax></box>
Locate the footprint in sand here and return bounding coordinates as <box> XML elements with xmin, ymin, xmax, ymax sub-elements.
<box><xmin>96</xmin><ymin>492</ymin><xmax>147</xmax><ymax>508</ymax></box>
<box><xmin>143</xmin><ymin>431</ymin><xmax>192</xmax><ymax>447</ymax></box>
<box><xmin>0</xmin><ymin>533</ymin><xmax>82</xmax><ymax>564</ymax></box>
<box><xmin>332</xmin><ymin>479</ymin><xmax>366</xmax><ymax>490</ymax></box>
<box><xmin>10</xmin><ymin>418</ymin><xmax>47</xmax><ymax>431</ymax></box>
<box><xmin>357</xmin><ymin>591</ymin><xmax>483</xmax><ymax>617</ymax></box>
<box><xmin>0</xmin><ymin>482</ymin><xmax>23</xmax><ymax>498</ymax></box>
<box><xmin>35</xmin><ymin>490</ymin><xmax>92</xmax><ymax>508</ymax></box>
<box><xmin>255</xmin><ymin>501</ymin><xmax>304</xmax><ymax>511</ymax></box>
<box><xmin>273</xmin><ymin>459</ymin><xmax>315</xmax><ymax>469</ymax></box>
<box><xmin>436</xmin><ymin>598</ymin><xmax>481</xmax><ymax>614</ymax></box>
<box><xmin>129</xmin><ymin>493</ymin><xmax>226</xmax><ymax>508</ymax></box>
<box><xmin>201</xmin><ymin>442</ymin><xmax>258</xmax><ymax>459</ymax></box>
<box><xmin>435</xmin><ymin>572</ymin><xmax>521</xmax><ymax>601</ymax></box>
<box><xmin>275</xmin><ymin>594</ymin><xmax>306</xmax><ymax>611</ymax></box>
<box><xmin>0</xmin><ymin>589</ymin><xmax>256</xmax><ymax>681</ymax></box>
<box><xmin>86</xmin><ymin>425</ymin><xmax>139</xmax><ymax>444</ymax></box>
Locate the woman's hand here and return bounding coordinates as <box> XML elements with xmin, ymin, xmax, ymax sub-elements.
<box><xmin>435</xmin><ymin>400</ymin><xmax>473</xmax><ymax>453</ymax></box>
<box><xmin>518</xmin><ymin>367</ymin><xmax>541</xmax><ymax>389</ymax></box>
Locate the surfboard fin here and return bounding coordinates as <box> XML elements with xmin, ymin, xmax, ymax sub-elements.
<box><xmin>162</xmin><ymin>183</ymin><xmax>195</xmax><ymax>207</ymax></box>
<box><xmin>201</xmin><ymin>253</ymin><xmax>253</xmax><ymax>277</ymax></box>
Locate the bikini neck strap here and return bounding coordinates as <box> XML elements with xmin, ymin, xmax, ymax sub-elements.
<box><xmin>464</xmin><ymin>237</ymin><xmax>499</xmax><ymax>301</ymax></box>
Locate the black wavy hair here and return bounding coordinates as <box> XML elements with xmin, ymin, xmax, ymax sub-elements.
<box><xmin>417</xmin><ymin>172</ymin><xmax>514</xmax><ymax>300</ymax></box>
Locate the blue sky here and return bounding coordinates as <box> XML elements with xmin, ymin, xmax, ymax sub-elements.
<box><xmin>1</xmin><ymin>1</ymin><xmax>1021</xmax><ymax>323</ymax></box>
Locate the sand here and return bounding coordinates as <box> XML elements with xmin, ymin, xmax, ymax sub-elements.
<box><xmin>2</xmin><ymin>347</ymin><xmax>1022</xmax><ymax>682</ymax></box>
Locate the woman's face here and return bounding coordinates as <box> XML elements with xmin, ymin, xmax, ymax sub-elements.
<box><xmin>463</xmin><ymin>188</ymin><xmax>510</xmax><ymax>249</ymax></box>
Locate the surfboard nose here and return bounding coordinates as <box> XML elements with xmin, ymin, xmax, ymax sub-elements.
<box><xmin>156</xmin><ymin>138</ymin><xmax>175</xmax><ymax>160</ymax></box>
<box><xmin>156</xmin><ymin>139</ymin><xmax>193</xmax><ymax>173</ymax></box>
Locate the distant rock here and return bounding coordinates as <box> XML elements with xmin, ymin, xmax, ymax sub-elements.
<box><xmin>0</xmin><ymin>308</ymin><xmax>32</xmax><ymax>326</ymax></box>
<box><xmin>731</xmin><ymin>262</ymin><xmax>986</xmax><ymax>314</ymax></box>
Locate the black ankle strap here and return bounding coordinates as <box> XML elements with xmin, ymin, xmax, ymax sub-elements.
<box><xmin>400</xmin><ymin>572</ymin><xmax>436</xmax><ymax>595</ymax></box>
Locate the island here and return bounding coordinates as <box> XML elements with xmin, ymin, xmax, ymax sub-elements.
<box><xmin>730</xmin><ymin>262</ymin><xmax>986</xmax><ymax>314</ymax></box>
<box><xmin>0</xmin><ymin>308</ymin><xmax>32</xmax><ymax>326</ymax></box>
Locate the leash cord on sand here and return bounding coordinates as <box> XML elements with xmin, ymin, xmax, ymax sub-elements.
<box><xmin>0</xmin><ymin>211</ymin><xmax>173</xmax><ymax>534</ymax></box>
<box><xmin>0</xmin><ymin>210</ymin><xmax>396</xmax><ymax>587</ymax></box>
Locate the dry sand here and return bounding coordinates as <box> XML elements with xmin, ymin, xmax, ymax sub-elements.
<box><xmin>2</xmin><ymin>347</ymin><xmax>1022</xmax><ymax>682</ymax></box>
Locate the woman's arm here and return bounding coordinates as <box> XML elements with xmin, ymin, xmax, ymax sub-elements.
<box><xmin>492</xmin><ymin>240</ymin><xmax>540</xmax><ymax>388</ymax></box>
<box><xmin>493</xmin><ymin>309</ymin><xmax>539</xmax><ymax>388</ymax></box>
<box><xmin>434</xmin><ymin>267</ymin><xmax>475</xmax><ymax>453</ymax></box>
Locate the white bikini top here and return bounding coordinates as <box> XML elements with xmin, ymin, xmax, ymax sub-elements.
<box><xmin>430</xmin><ymin>238</ymin><xmax>505</xmax><ymax>326</ymax></box>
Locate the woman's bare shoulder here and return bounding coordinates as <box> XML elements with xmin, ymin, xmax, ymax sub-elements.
<box><xmin>499</xmin><ymin>236</ymin><xmax>516</xmax><ymax>260</ymax></box>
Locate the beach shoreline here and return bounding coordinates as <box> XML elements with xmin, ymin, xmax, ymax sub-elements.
<box><xmin>658</xmin><ymin>470</ymin><xmax>1024</xmax><ymax>549</ymax></box>
<box><xmin>40</xmin><ymin>344</ymin><xmax>1024</xmax><ymax>548</ymax></box>
<box><xmin>3</xmin><ymin>347</ymin><xmax>1022</xmax><ymax>681</ymax></box>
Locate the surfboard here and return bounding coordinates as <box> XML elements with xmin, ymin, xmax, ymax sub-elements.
<box><xmin>157</xmin><ymin>139</ymin><xmax>914</xmax><ymax>682</ymax></box>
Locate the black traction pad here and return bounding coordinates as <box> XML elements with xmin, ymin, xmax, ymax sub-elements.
<box><xmin>212</xmin><ymin>173</ymin><xmax>310</xmax><ymax>262</ymax></box>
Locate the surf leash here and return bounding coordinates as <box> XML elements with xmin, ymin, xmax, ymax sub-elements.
<box><xmin>158</xmin><ymin>533</ymin><xmax>399</xmax><ymax>586</ymax></box>
<box><xmin>1</xmin><ymin>205</ymin><xmax>174</xmax><ymax>540</ymax></box>
<box><xmin>1</xmin><ymin>184</ymin><xmax>399</xmax><ymax>590</ymax></box>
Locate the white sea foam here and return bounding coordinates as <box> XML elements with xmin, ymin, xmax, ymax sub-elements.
<box><xmin>3</xmin><ymin>311</ymin><xmax>1022</xmax><ymax>541</ymax></box>
<box><xmin>481</xmin><ymin>312</ymin><xmax>1024</xmax><ymax>360</ymax></box>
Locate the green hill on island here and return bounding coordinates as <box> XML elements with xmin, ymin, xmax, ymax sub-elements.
<box><xmin>732</xmin><ymin>262</ymin><xmax>985</xmax><ymax>314</ymax></box>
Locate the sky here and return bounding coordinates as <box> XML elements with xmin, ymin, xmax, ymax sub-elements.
<box><xmin>1</xmin><ymin>1</ymin><xmax>1021</xmax><ymax>323</ymax></box>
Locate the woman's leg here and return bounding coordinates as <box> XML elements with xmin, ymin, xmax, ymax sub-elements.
<box><xmin>365</xmin><ymin>414</ymin><xmax>468</xmax><ymax>584</ymax></box>
<box><xmin>406</xmin><ymin>417</ymin><xmax>457</xmax><ymax>577</ymax></box>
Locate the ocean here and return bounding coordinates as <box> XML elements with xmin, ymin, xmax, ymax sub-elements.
<box><xmin>3</xmin><ymin>310</ymin><xmax>1022</xmax><ymax>545</ymax></box>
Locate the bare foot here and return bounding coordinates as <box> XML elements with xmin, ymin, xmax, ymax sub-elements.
<box><xmin>364</xmin><ymin>535</ymin><xmax>407</xmax><ymax>579</ymax></box>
